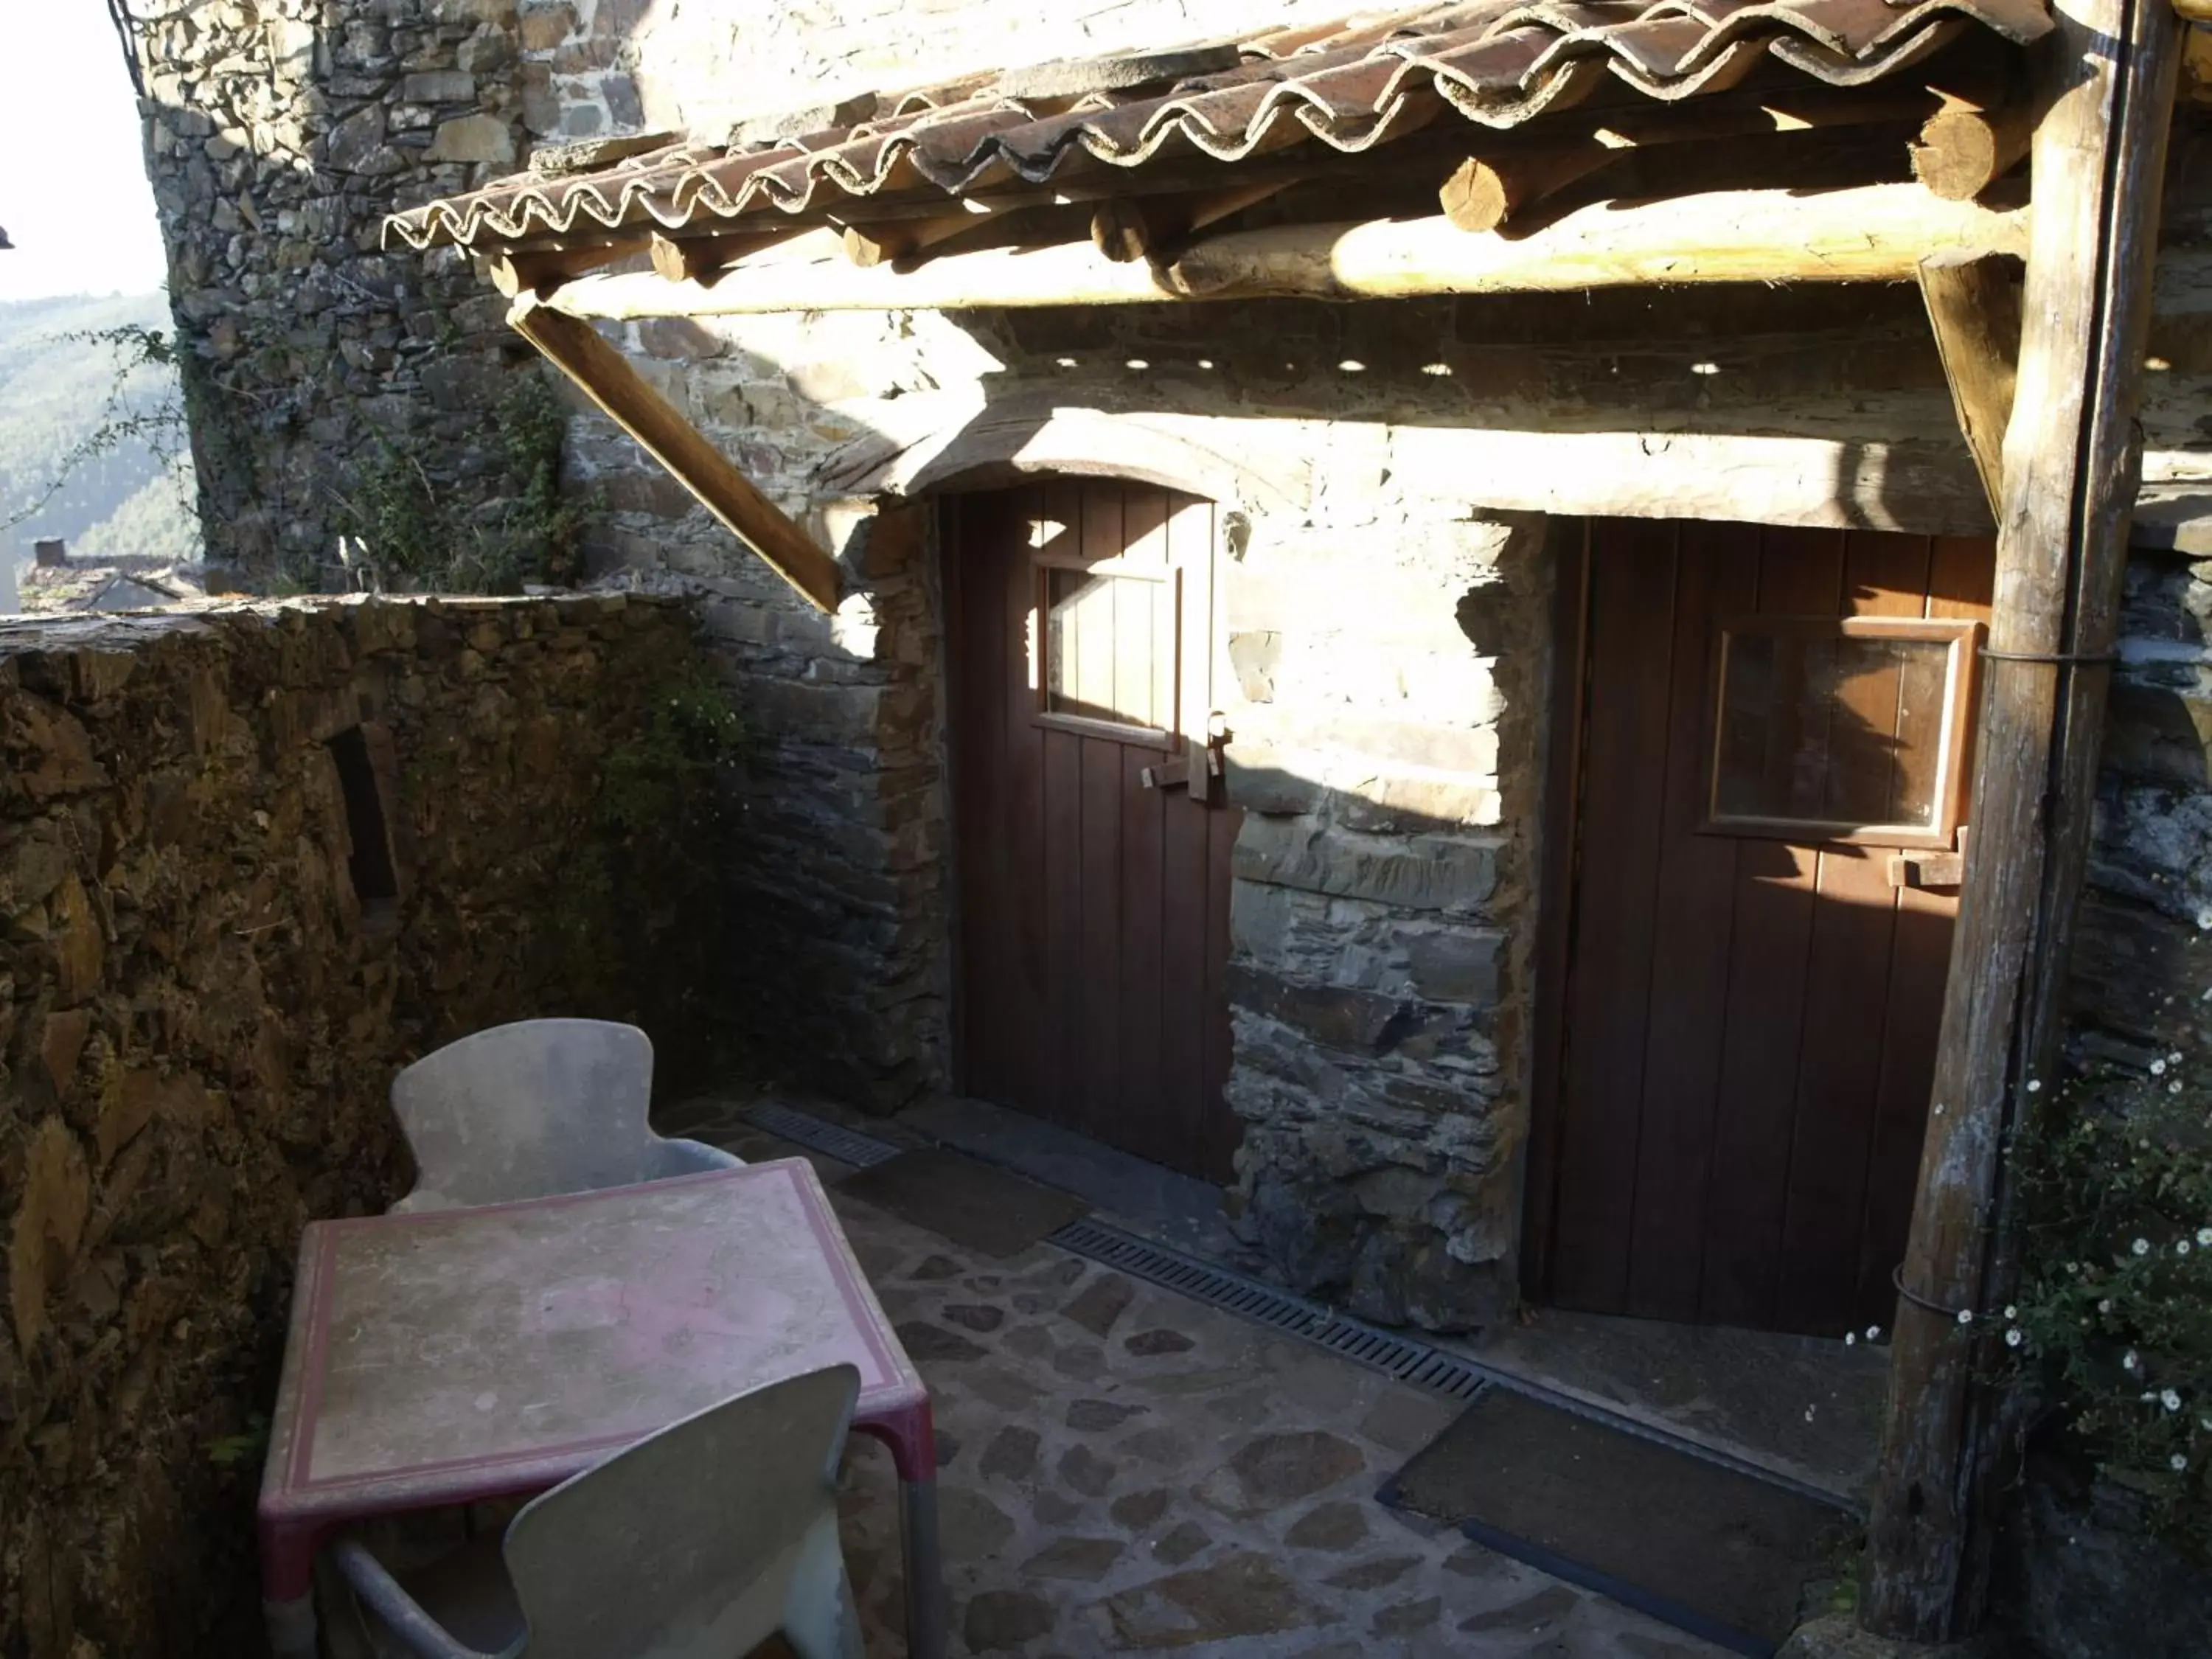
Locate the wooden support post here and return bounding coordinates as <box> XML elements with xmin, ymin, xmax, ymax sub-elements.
<box><xmin>1865</xmin><ymin>0</ymin><xmax>2180</xmax><ymax>1641</ymax></box>
<box><xmin>1916</xmin><ymin>254</ymin><xmax>2021</xmax><ymax>519</ymax></box>
<box><xmin>507</xmin><ymin>301</ymin><xmax>843</xmax><ymax>613</ymax></box>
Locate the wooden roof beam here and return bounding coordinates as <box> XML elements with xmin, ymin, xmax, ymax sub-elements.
<box><xmin>524</xmin><ymin>183</ymin><xmax>2030</xmax><ymax>321</ymax></box>
<box><xmin>507</xmin><ymin>300</ymin><xmax>842</xmax><ymax>613</ymax></box>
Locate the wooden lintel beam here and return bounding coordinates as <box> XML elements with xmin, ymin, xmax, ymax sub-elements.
<box><xmin>526</xmin><ymin>184</ymin><xmax>2029</xmax><ymax>321</ymax></box>
<box><xmin>1916</xmin><ymin>253</ymin><xmax>2021</xmax><ymax>519</ymax></box>
<box><xmin>507</xmin><ymin>301</ymin><xmax>842</xmax><ymax>613</ymax></box>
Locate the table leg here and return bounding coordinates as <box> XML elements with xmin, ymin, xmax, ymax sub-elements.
<box><xmin>265</xmin><ymin>1593</ymin><xmax>318</xmax><ymax>1659</ymax></box>
<box><xmin>899</xmin><ymin>1472</ymin><xmax>947</xmax><ymax>1659</ymax></box>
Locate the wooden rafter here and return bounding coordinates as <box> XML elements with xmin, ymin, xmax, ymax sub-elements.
<box><xmin>1916</xmin><ymin>253</ymin><xmax>2022</xmax><ymax>518</ymax></box>
<box><xmin>527</xmin><ymin>184</ymin><xmax>2029</xmax><ymax>321</ymax></box>
<box><xmin>508</xmin><ymin>300</ymin><xmax>842</xmax><ymax>613</ymax></box>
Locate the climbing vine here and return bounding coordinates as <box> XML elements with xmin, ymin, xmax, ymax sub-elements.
<box><xmin>333</xmin><ymin>372</ymin><xmax>596</xmax><ymax>595</ymax></box>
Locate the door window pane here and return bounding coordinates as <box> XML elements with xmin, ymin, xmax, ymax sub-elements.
<box><xmin>1707</xmin><ymin>618</ymin><xmax>1978</xmax><ymax>843</ymax></box>
<box><xmin>1040</xmin><ymin>563</ymin><xmax>1177</xmax><ymax>735</ymax></box>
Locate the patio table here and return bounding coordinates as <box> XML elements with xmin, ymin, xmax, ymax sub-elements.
<box><xmin>257</xmin><ymin>1158</ymin><xmax>942</xmax><ymax>1658</ymax></box>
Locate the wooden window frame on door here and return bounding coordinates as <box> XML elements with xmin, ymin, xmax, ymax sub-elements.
<box><xmin>1030</xmin><ymin>550</ymin><xmax>1185</xmax><ymax>751</ymax></box>
<box><xmin>1697</xmin><ymin>613</ymin><xmax>1985</xmax><ymax>852</ymax></box>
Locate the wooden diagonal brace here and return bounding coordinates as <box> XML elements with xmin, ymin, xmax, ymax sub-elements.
<box><xmin>1916</xmin><ymin>253</ymin><xmax>2022</xmax><ymax>521</ymax></box>
<box><xmin>509</xmin><ymin>299</ymin><xmax>842</xmax><ymax>612</ymax></box>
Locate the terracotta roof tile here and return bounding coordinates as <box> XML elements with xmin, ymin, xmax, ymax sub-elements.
<box><xmin>385</xmin><ymin>0</ymin><xmax>2051</xmax><ymax>253</ymax></box>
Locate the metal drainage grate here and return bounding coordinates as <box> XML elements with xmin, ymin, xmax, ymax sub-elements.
<box><xmin>745</xmin><ymin>1105</ymin><xmax>1492</xmax><ymax>1402</ymax></box>
<box><xmin>744</xmin><ymin>1101</ymin><xmax>903</xmax><ymax>1169</ymax></box>
<box><xmin>1051</xmin><ymin>1217</ymin><xmax>1491</xmax><ymax>1402</ymax></box>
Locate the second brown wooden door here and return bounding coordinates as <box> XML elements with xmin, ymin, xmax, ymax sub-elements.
<box><xmin>1532</xmin><ymin>519</ymin><xmax>1994</xmax><ymax>1338</ymax></box>
<box><xmin>944</xmin><ymin>481</ymin><xmax>1241</xmax><ymax>1180</ymax></box>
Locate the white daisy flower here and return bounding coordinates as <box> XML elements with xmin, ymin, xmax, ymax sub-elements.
<box><xmin>2163</xmin><ymin>1389</ymin><xmax>2183</xmax><ymax>1412</ymax></box>
<box><xmin>2151</xmin><ymin>1060</ymin><xmax>2168</xmax><ymax>1077</ymax></box>
<box><xmin>2172</xmin><ymin>1453</ymin><xmax>2189</xmax><ymax>1472</ymax></box>
<box><xmin>2099</xmin><ymin>1298</ymin><xmax>2115</xmax><ymax>1314</ymax></box>
<box><xmin>1866</xmin><ymin>1326</ymin><xmax>1882</xmax><ymax>1340</ymax></box>
<box><xmin>1956</xmin><ymin>1309</ymin><xmax>1974</xmax><ymax>1326</ymax></box>
<box><xmin>2180</xmin><ymin>1241</ymin><xmax>2194</xmax><ymax>1256</ymax></box>
<box><xmin>2125</xmin><ymin>1351</ymin><xmax>2141</xmax><ymax>1371</ymax></box>
<box><xmin>2197</xmin><ymin>1228</ymin><xmax>2212</xmax><ymax>1247</ymax></box>
<box><xmin>2006</xmin><ymin>1329</ymin><xmax>2023</xmax><ymax>1348</ymax></box>
<box><xmin>2134</xmin><ymin>1238</ymin><xmax>2152</xmax><ymax>1256</ymax></box>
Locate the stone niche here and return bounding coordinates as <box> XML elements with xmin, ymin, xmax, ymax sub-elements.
<box><xmin>0</xmin><ymin>594</ymin><xmax>731</xmax><ymax>1659</ymax></box>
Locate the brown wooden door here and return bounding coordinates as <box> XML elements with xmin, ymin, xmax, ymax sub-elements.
<box><xmin>944</xmin><ymin>481</ymin><xmax>1242</xmax><ymax>1180</ymax></box>
<box><xmin>1532</xmin><ymin>519</ymin><xmax>1994</xmax><ymax>1337</ymax></box>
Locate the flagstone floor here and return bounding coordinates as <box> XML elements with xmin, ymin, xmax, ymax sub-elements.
<box><xmin>698</xmin><ymin>1116</ymin><xmax>1738</xmax><ymax>1659</ymax></box>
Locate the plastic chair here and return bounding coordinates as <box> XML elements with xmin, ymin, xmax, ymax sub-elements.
<box><xmin>332</xmin><ymin>1365</ymin><xmax>866</xmax><ymax>1659</ymax></box>
<box><xmin>389</xmin><ymin>1019</ymin><xmax>739</xmax><ymax>1214</ymax></box>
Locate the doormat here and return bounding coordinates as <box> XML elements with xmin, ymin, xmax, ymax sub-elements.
<box><xmin>836</xmin><ymin>1147</ymin><xmax>1089</xmax><ymax>1258</ymax></box>
<box><xmin>1377</xmin><ymin>1385</ymin><xmax>1852</xmax><ymax>1656</ymax></box>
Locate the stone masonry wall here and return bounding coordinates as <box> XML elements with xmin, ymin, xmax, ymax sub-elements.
<box><xmin>132</xmin><ymin>0</ymin><xmax>542</xmax><ymax>582</ymax></box>
<box><xmin>0</xmin><ymin>594</ymin><xmax>727</xmax><ymax>1659</ymax></box>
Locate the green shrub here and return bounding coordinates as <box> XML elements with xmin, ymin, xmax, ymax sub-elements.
<box><xmin>333</xmin><ymin>371</ymin><xmax>592</xmax><ymax>594</ymax></box>
<box><xmin>2009</xmin><ymin>1057</ymin><xmax>2212</xmax><ymax>1551</ymax></box>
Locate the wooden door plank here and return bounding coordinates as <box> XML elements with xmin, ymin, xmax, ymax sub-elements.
<box><xmin>1854</xmin><ymin>882</ymin><xmax>1958</xmax><ymax>1329</ymax></box>
<box><xmin>1001</xmin><ymin>487</ymin><xmax>1052</xmax><ymax>1118</ymax></box>
<box><xmin>1117</xmin><ymin>489</ymin><xmax>1172</xmax><ymax>1166</ymax></box>
<box><xmin>1773</xmin><ymin>531</ymin><xmax>1923</xmax><ymax>1335</ymax></box>
<box><xmin>1549</xmin><ymin>518</ymin><xmax>1680</xmax><ymax>1314</ymax></box>
<box><xmin>1077</xmin><ymin>482</ymin><xmax>1128</xmax><ymax>1146</ymax></box>
<box><xmin>1855</xmin><ymin>533</ymin><xmax>1994</xmax><ymax>1327</ymax></box>
<box><xmin>1039</xmin><ymin>481</ymin><xmax>1090</xmax><ymax>1140</ymax></box>
<box><xmin>1624</xmin><ymin>521</ymin><xmax>1758</xmax><ymax>1321</ymax></box>
<box><xmin>1696</xmin><ymin>524</ymin><xmax>1842</xmax><ymax>1326</ymax></box>
<box><xmin>1778</xmin><ymin>843</ymin><xmax>1904</xmax><ymax>1335</ymax></box>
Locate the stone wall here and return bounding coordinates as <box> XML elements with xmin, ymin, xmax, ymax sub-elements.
<box><xmin>0</xmin><ymin>593</ymin><xmax>727</xmax><ymax>1659</ymax></box>
<box><xmin>131</xmin><ymin>0</ymin><xmax>540</xmax><ymax>582</ymax></box>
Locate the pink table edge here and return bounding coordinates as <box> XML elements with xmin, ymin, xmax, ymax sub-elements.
<box><xmin>257</xmin><ymin>1158</ymin><xmax>933</xmax><ymax>1600</ymax></box>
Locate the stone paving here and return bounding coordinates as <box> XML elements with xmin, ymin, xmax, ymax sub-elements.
<box><xmin>698</xmin><ymin>1119</ymin><xmax>1733</xmax><ymax>1659</ymax></box>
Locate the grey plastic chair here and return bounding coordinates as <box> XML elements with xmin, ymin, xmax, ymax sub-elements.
<box><xmin>333</xmin><ymin>1364</ymin><xmax>866</xmax><ymax>1659</ymax></box>
<box><xmin>389</xmin><ymin>1019</ymin><xmax>739</xmax><ymax>1214</ymax></box>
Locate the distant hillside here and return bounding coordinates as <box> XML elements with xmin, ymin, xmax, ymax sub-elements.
<box><xmin>0</xmin><ymin>292</ymin><xmax>201</xmax><ymax>568</ymax></box>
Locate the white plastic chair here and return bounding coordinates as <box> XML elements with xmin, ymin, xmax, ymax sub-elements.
<box><xmin>389</xmin><ymin>1019</ymin><xmax>739</xmax><ymax>1214</ymax></box>
<box><xmin>332</xmin><ymin>1365</ymin><xmax>866</xmax><ymax>1659</ymax></box>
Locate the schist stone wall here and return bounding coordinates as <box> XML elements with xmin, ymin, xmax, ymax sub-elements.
<box><xmin>130</xmin><ymin>0</ymin><xmax>546</xmax><ymax>581</ymax></box>
<box><xmin>0</xmin><ymin>595</ymin><xmax>727</xmax><ymax>1658</ymax></box>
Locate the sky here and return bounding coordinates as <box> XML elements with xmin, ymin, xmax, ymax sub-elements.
<box><xmin>0</xmin><ymin>6</ymin><xmax>170</xmax><ymax>301</ymax></box>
